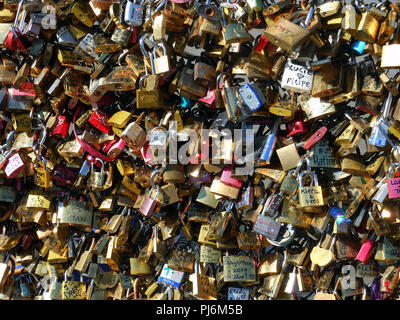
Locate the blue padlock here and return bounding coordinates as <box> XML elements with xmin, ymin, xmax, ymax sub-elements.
<box><xmin>238</xmin><ymin>82</ymin><xmax>266</xmax><ymax>112</ymax></box>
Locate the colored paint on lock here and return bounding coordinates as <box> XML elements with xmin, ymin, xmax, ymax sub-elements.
<box><xmin>328</xmin><ymin>206</ymin><xmax>352</xmax><ymax>225</ymax></box>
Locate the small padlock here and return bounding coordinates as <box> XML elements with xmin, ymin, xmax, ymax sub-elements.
<box><xmin>139</xmin><ymin>170</ymin><xmax>161</xmax><ymax>217</ymax></box>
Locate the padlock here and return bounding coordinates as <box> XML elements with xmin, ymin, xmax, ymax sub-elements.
<box><xmin>298</xmin><ymin>170</ymin><xmax>324</xmax><ymax>208</ymax></box>
<box><xmin>177</xmin><ymin>57</ymin><xmax>207</xmax><ymax>98</ymax></box>
<box><xmin>153</xmin><ymin>41</ymin><xmax>171</xmax><ymax>75</ymax></box>
<box><xmin>89</xmin><ymin>109</ymin><xmax>111</xmax><ymax>133</ymax></box>
<box><xmin>238</xmin><ymin>82</ymin><xmax>266</xmax><ymax>112</ymax></box>
<box><xmin>387</xmin><ymin>162</ymin><xmax>400</xmax><ymax>199</ymax></box>
<box><xmin>139</xmin><ymin>170</ymin><xmax>161</xmax><ymax>217</ymax></box>
<box><xmin>61</xmin><ymin>271</ymin><xmax>86</xmax><ymax>300</ymax></box>
<box><xmin>264</xmin><ymin>18</ymin><xmax>310</xmax><ymax>51</ymax></box>
<box><xmin>217</xmin><ymin>73</ymin><xmax>237</xmax><ymax>120</ymax></box>
<box><xmin>124</xmin><ymin>0</ymin><xmax>145</xmax><ymax>26</ymax></box>
<box><xmin>87</xmin><ymin>159</ymin><xmax>105</xmax><ymax>190</ymax></box>
<box><xmin>259</xmin><ymin>119</ymin><xmax>280</xmax><ymax>163</ymax></box>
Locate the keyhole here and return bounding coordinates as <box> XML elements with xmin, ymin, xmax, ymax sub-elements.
<box><xmin>205</xmin><ymin>7</ymin><xmax>215</xmax><ymax>17</ymax></box>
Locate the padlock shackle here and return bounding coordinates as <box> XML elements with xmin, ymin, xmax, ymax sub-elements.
<box><xmin>304</xmin><ymin>4</ymin><xmax>314</xmax><ymax>26</ymax></box>
<box><xmin>5</xmin><ymin>130</ymin><xmax>15</xmax><ymax>153</ymax></box>
<box><xmin>216</xmin><ymin>72</ymin><xmax>226</xmax><ymax>87</ymax></box>
<box><xmin>156</xmin><ymin>0</ymin><xmax>167</xmax><ymax>11</ymax></box>
<box><xmin>388</xmin><ymin>162</ymin><xmax>400</xmax><ymax>178</ymax></box>
<box><xmin>139</xmin><ymin>74</ymin><xmax>149</xmax><ymax>89</ymax></box>
<box><xmin>149</xmin><ymin>51</ymin><xmax>156</xmax><ymax>75</ymax></box>
<box><xmin>13</xmin><ymin>0</ymin><xmax>25</xmax><ymax>28</ymax></box>
<box><xmin>149</xmin><ymin>169</ymin><xmax>161</xmax><ymax>189</ymax></box>
<box><xmin>139</xmin><ymin>33</ymin><xmax>151</xmax><ymax>57</ymax></box>
<box><xmin>298</xmin><ymin>170</ymin><xmax>318</xmax><ymax>188</ymax></box>
<box><xmin>152</xmin><ymin>41</ymin><xmax>167</xmax><ymax>57</ymax></box>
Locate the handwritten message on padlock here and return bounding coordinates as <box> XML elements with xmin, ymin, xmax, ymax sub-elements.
<box><xmin>298</xmin><ymin>171</ymin><xmax>324</xmax><ymax>208</ymax></box>
<box><xmin>223</xmin><ymin>256</ymin><xmax>256</xmax><ymax>282</ymax></box>
<box><xmin>5</xmin><ymin>153</ymin><xmax>25</xmax><ymax>178</ymax></box>
<box><xmin>200</xmin><ymin>245</ymin><xmax>221</xmax><ymax>263</ymax></box>
<box><xmin>311</xmin><ymin>140</ymin><xmax>337</xmax><ymax>168</ymax></box>
<box><xmin>281</xmin><ymin>61</ymin><xmax>313</xmax><ymax>93</ymax></box>
<box><xmin>61</xmin><ymin>281</ymin><xmax>86</xmax><ymax>300</ymax></box>
<box><xmin>228</xmin><ymin>287</ymin><xmax>250</xmax><ymax>300</ymax></box>
<box><xmin>388</xmin><ymin>163</ymin><xmax>400</xmax><ymax>199</ymax></box>
<box><xmin>26</xmin><ymin>189</ymin><xmax>52</xmax><ymax>209</ymax></box>
<box><xmin>192</xmin><ymin>274</ymin><xmax>217</xmax><ymax>299</ymax></box>
<box><xmin>60</xmin><ymin>200</ymin><xmax>92</xmax><ymax>227</ymax></box>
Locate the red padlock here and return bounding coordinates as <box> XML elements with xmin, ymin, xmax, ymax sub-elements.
<box><xmin>4</xmin><ymin>24</ymin><xmax>30</xmax><ymax>52</ymax></box>
<box><xmin>255</xmin><ymin>34</ymin><xmax>269</xmax><ymax>53</ymax></box>
<box><xmin>303</xmin><ymin>126</ymin><xmax>328</xmax><ymax>150</ymax></box>
<box><xmin>286</xmin><ymin>107</ymin><xmax>308</xmax><ymax>137</ymax></box>
<box><xmin>158</xmin><ymin>67</ymin><xmax>177</xmax><ymax>87</ymax></box>
<box><xmin>89</xmin><ymin>109</ymin><xmax>111</xmax><ymax>133</ymax></box>
<box><xmin>130</xmin><ymin>26</ymin><xmax>138</xmax><ymax>44</ymax></box>
<box><xmin>51</xmin><ymin>115</ymin><xmax>70</xmax><ymax>139</ymax></box>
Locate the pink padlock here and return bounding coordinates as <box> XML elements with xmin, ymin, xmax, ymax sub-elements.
<box><xmin>107</xmin><ymin>138</ymin><xmax>126</xmax><ymax>158</ymax></box>
<box><xmin>387</xmin><ymin>162</ymin><xmax>400</xmax><ymax>199</ymax></box>
<box><xmin>220</xmin><ymin>165</ymin><xmax>243</xmax><ymax>189</ymax></box>
<box><xmin>198</xmin><ymin>89</ymin><xmax>216</xmax><ymax>108</ymax></box>
<box><xmin>356</xmin><ymin>233</ymin><xmax>377</xmax><ymax>264</ymax></box>
<box><xmin>5</xmin><ymin>153</ymin><xmax>25</xmax><ymax>178</ymax></box>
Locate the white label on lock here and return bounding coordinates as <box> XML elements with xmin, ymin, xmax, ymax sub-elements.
<box><xmin>227</xmin><ymin>287</ymin><xmax>250</xmax><ymax>300</ymax></box>
<box><xmin>281</xmin><ymin>61</ymin><xmax>314</xmax><ymax>93</ymax></box>
<box><xmin>5</xmin><ymin>153</ymin><xmax>24</xmax><ymax>177</ymax></box>
<box><xmin>158</xmin><ymin>264</ymin><xmax>184</xmax><ymax>289</ymax></box>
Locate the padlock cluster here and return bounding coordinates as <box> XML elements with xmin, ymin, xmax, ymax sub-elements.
<box><xmin>1</xmin><ymin>0</ymin><xmax>400</xmax><ymax>301</ymax></box>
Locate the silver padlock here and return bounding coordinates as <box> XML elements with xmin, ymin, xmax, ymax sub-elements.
<box><xmin>371</xmin><ymin>177</ymin><xmax>388</xmax><ymax>205</ymax></box>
